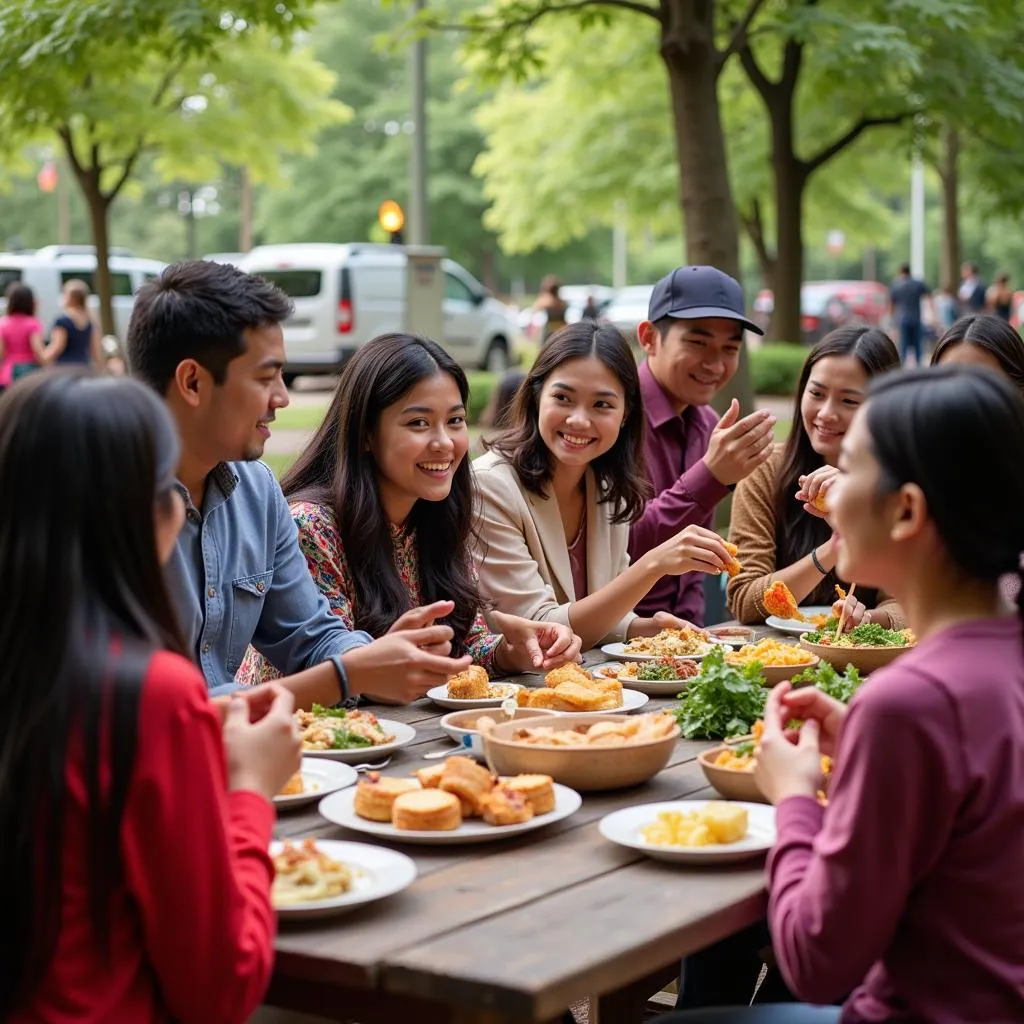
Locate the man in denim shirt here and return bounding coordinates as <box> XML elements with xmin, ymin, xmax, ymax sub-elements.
<box><xmin>127</xmin><ymin>261</ymin><xmax>472</xmax><ymax>703</ymax></box>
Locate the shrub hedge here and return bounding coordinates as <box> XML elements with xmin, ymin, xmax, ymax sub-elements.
<box><xmin>749</xmin><ymin>343</ymin><xmax>807</xmax><ymax>396</ymax></box>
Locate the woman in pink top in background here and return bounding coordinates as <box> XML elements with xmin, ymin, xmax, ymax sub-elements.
<box><xmin>733</xmin><ymin>366</ymin><xmax>1024</xmax><ymax>1024</ymax></box>
<box><xmin>0</xmin><ymin>282</ymin><xmax>45</xmax><ymax>391</ymax></box>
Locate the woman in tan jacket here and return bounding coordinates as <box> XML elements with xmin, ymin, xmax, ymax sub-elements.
<box><xmin>727</xmin><ymin>326</ymin><xmax>904</xmax><ymax>626</ymax></box>
<box><xmin>473</xmin><ymin>321</ymin><xmax>735</xmax><ymax>650</ymax></box>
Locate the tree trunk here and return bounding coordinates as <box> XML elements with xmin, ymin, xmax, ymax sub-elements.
<box><xmin>740</xmin><ymin>198</ymin><xmax>776</xmax><ymax>293</ymax></box>
<box><xmin>660</xmin><ymin>0</ymin><xmax>754</xmax><ymax>440</ymax></box>
<box><xmin>771</xmin><ymin>149</ymin><xmax>805</xmax><ymax>344</ymax></box>
<box><xmin>938</xmin><ymin>125</ymin><xmax>959</xmax><ymax>293</ymax></box>
<box><xmin>661</xmin><ymin>1</ymin><xmax>740</xmax><ymax>279</ymax></box>
<box><xmin>82</xmin><ymin>180</ymin><xmax>117</xmax><ymax>339</ymax></box>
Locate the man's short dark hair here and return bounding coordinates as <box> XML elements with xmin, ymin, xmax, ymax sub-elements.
<box><xmin>898</xmin><ymin>262</ymin><xmax>911</xmax><ymax>276</ymax></box>
<box><xmin>127</xmin><ymin>260</ymin><xmax>293</xmax><ymax>394</ymax></box>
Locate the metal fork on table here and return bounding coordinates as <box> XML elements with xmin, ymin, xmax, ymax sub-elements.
<box><xmin>350</xmin><ymin>757</ymin><xmax>392</xmax><ymax>773</ymax></box>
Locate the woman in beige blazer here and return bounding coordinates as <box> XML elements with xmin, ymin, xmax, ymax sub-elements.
<box><xmin>472</xmin><ymin>322</ymin><xmax>734</xmax><ymax>650</ymax></box>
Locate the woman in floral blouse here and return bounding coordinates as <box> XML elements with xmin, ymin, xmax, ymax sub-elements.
<box><xmin>238</xmin><ymin>334</ymin><xmax>581</xmax><ymax>687</ymax></box>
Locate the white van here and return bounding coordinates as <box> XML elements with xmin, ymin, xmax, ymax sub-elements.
<box><xmin>239</xmin><ymin>243</ymin><xmax>518</xmax><ymax>379</ymax></box>
<box><xmin>0</xmin><ymin>245</ymin><xmax>166</xmax><ymax>340</ymax></box>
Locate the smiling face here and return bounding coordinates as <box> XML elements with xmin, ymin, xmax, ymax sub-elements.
<box><xmin>638</xmin><ymin>317</ymin><xmax>743</xmax><ymax>411</ymax></box>
<box><xmin>368</xmin><ymin>371</ymin><xmax>469</xmax><ymax>525</ymax></box>
<box><xmin>199</xmin><ymin>324</ymin><xmax>289</xmax><ymax>463</ymax></box>
<box><xmin>537</xmin><ymin>356</ymin><xmax>627</xmax><ymax>471</ymax></box>
<box><xmin>800</xmin><ymin>354</ymin><xmax>869</xmax><ymax>465</ymax></box>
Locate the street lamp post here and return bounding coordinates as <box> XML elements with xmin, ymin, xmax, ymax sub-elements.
<box><xmin>409</xmin><ymin>0</ymin><xmax>428</xmax><ymax>245</ymax></box>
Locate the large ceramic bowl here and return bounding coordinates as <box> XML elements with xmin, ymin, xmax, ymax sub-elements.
<box><xmin>798</xmin><ymin>636</ymin><xmax>913</xmax><ymax>674</ymax></box>
<box><xmin>481</xmin><ymin>713</ymin><xmax>678</xmax><ymax>791</ymax></box>
<box><xmin>697</xmin><ymin>744</ymin><xmax>767</xmax><ymax>803</ymax></box>
<box><xmin>439</xmin><ymin>707</ymin><xmax>554</xmax><ymax>759</ymax></box>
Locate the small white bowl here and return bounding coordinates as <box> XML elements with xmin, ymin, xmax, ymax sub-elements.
<box><xmin>439</xmin><ymin>707</ymin><xmax>555</xmax><ymax>758</ymax></box>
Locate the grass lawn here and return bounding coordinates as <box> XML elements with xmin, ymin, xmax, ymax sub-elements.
<box><xmin>264</xmin><ymin>452</ymin><xmax>297</xmax><ymax>479</ymax></box>
<box><xmin>273</xmin><ymin>403</ymin><xmax>330</xmax><ymax>432</ymax></box>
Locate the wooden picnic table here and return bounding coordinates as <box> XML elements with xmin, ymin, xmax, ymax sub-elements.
<box><xmin>267</xmin><ymin>625</ymin><xmax>791</xmax><ymax>1024</ymax></box>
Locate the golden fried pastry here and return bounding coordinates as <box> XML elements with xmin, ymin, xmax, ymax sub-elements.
<box><xmin>392</xmin><ymin>789</ymin><xmax>462</xmax><ymax>831</ymax></box>
<box><xmin>542</xmin><ymin>663</ymin><xmax>593</xmax><ymax>688</ymax></box>
<box><xmin>438</xmin><ymin>756</ymin><xmax>495</xmax><ymax>816</ymax></box>
<box><xmin>353</xmin><ymin>772</ymin><xmax>421</xmax><ymax>822</ymax></box>
<box><xmin>723</xmin><ymin>540</ymin><xmax>742</xmax><ymax>578</ymax></box>
<box><xmin>589</xmin><ymin>677</ymin><xmax>623</xmax><ymax>701</ymax></box>
<box><xmin>278</xmin><ymin>772</ymin><xmax>305</xmax><ymax>797</ymax></box>
<box><xmin>414</xmin><ymin>764</ymin><xmax>446</xmax><ymax>789</ymax></box>
<box><xmin>516</xmin><ymin>687</ymin><xmax>563</xmax><ymax>710</ymax></box>
<box><xmin>479</xmin><ymin>784</ymin><xmax>534</xmax><ymax>826</ymax></box>
<box><xmin>447</xmin><ymin>665</ymin><xmax>491</xmax><ymax>700</ymax></box>
<box><xmin>504</xmin><ymin>774</ymin><xmax>555</xmax><ymax>815</ymax></box>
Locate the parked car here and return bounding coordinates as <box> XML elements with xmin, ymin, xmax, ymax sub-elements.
<box><xmin>754</xmin><ymin>280</ymin><xmax>889</xmax><ymax>343</ymax></box>
<box><xmin>0</xmin><ymin>245</ymin><xmax>166</xmax><ymax>340</ymax></box>
<box><xmin>239</xmin><ymin>243</ymin><xmax>518</xmax><ymax>379</ymax></box>
<box><xmin>603</xmin><ymin>285</ymin><xmax>656</xmax><ymax>341</ymax></box>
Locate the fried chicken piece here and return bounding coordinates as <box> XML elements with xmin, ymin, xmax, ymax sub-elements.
<box><xmin>763</xmin><ymin>580</ymin><xmax>804</xmax><ymax>621</ymax></box>
<box><xmin>447</xmin><ymin>665</ymin><xmax>491</xmax><ymax>700</ymax></box>
<box><xmin>542</xmin><ymin>663</ymin><xmax>593</xmax><ymax>689</ymax></box>
<box><xmin>723</xmin><ymin>540</ymin><xmax>742</xmax><ymax>578</ymax></box>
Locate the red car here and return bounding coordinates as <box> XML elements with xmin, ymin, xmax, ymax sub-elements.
<box><xmin>754</xmin><ymin>280</ymin><xmax>890</xmax><ymax>343</ymax></box>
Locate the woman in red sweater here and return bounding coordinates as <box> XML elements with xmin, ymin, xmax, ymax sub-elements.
<box><xmin>0</xmin><ymin>370</ymin><xmax>301</xmax><ymax>1023</ymax></box>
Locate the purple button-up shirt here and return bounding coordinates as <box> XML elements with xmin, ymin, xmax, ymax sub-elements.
<box><xmin>629</xmin><ymin>361</ymin><xmax>729</xmax><ymax>624</ymax></box>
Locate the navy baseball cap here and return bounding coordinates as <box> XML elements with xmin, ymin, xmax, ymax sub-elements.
<box><xmin>648</xmin><ymin>265</ymin><xmax>763</xmax><ymax>335</ymax></box>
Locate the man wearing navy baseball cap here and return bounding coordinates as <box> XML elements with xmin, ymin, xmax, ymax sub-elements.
<box><xmin>628</xmin><ymin>265</ymin><xmax>776</xmax><ymax>624</ymax></box>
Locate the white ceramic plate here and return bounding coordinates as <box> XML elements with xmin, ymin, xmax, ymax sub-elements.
<box><xmin>615</xmin><ymin>675</ymin><xmax>695</xmax><ymax>697</ymax></box>
<box><xmin>426</xmin><ymin>682</ymin><xmax>523</xmax><ymax>711</ymax></box>
<box><xmin>765</xmin><ymin>606</ymin><xmax>832</xmax><ymax>637</ymax></box>
<box><xmin>599</xmin><ymin>800</ymin><xmax>776</xmax><ymax>864</ymax></box>
<box><xmin>600</xmin><ymin>640</ymin><xmax>724</xmax><ymax>664</ymax></box>
<box><xmin>318</xmin><ymin>782</ymin><xmax>582</xmax><ymax>845</ymax></box>
<box><xmin>271</xmin><ymin>840</ymin><xmax>417</xmax><ymax>920</ymax></box>
<box><xmin>301</xmin><ymin>719</ymin><xmax>416</xmax><ymax>763</ymax></box>
<box><xmin>516</xmin><ymin>686</ymin><xmax>650</xmax><ymax>715</ymax></box>
<box><xmin>273</xmin><ymin>758</ymin><xmax>358</xmax><ymax>810</ymax></box>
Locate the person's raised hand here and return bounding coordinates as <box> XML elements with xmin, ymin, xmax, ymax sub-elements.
<box><xmin>703</xmin><ymin>399</ymin><xmax>777</xmax><ymax>486</ymax></box>
<box><xmin>796</xmin><ymin>466</ymin><xmax>839</xmax><ymax>522</ymax></box>
<box><xmin>222</xmin><ymin>684</ymin><xmax>302</xmax><ymax>800</ymax></box>
<box><xmin>490</xmin><ymin>610</ymin><xmax>583</xmax><ymax>672</ymax></box>
<box><xmin>343</xmin><ymin>628</ymin><xmax>472</xmax><ymax>704</ymax></box>
<box><xmin>777</xmin><ymin>681</ymin><xmax>848</xmax><ymax>758</ymax></box>
<box><xmin>647</xmin><ymin>524</ymin><xmax>736</xmax><ymax>578</ymax></box>
<box><xmin>753</xmin><ymin>682</ymin><xmax>823</xmax><ymax>805</ymax></box>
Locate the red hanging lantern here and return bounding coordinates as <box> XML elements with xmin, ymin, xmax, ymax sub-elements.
<box><xmin>37</xmin><ymin>160</ymin><xmax>58</xmax><ymax>193</ymax></box>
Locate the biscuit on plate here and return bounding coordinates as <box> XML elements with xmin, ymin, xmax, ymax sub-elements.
<box><xmin>439</xmin><ymin>756</ymin><xmax>494</xmax><ymax>816</ymax></box>
<box><xmin>479</xmin><ymin>784</ymin><xmax>534</xmax><ymax>826</ymax></box>
<box><xmin>392</xmin><ymin>789</ymin><xmax>462</xmax><ymax>831</ymax></box>
<box><xmin>354</xmin><ymin>772</ymin><xmax>421</xmax><ymax>822</ymax></box>
<box><xmin>504</xmin><ymin>774</ymin><xmax>555</xmax><ymax>815</ymax></box>
<box><xmin>447</xmin><ymin>665</ymin><xmax>490</xmax><ymax>700</ymax></box>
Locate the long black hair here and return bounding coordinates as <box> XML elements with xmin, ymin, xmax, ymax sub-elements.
<box><xmin>774</xmin><ymin>325</ymin><xmax>900</xmax><ymax>606</ymax></box>
<box><xmin>930</xmin><ymin>314</ymin><xmax>1024</xmax><ymax>396</ymax></box>
<box><xmin>486</xmin><ymin>320</ymin><xmax>651</xmax><ymax>524</ymax></box>
<box><xmin>865</xmin><ymin>366</ymin><xmax>1024</xmax><ymax>628</ymax></box>
<box><xmin>281</xmin><ymin>333</ymin><xmax>481</xmax><ymax>650</ymax></box>
<box><xmin>0</xmin><ymin>370</ymin><xmax>187</xmax><ymax>1015</ymax></box>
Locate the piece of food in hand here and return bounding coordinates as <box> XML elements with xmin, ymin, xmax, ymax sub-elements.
<box><xmin>278</xmin><ymin>772</ymin><xmax>305</xmax><ymax>797</ymax></box>
<box><xmin>479</xmin><ymin>783</ymin><xmax>535</xmax><ymax>825</ymax></box>
<box><xmin>447</xmin><ymin>665</ymin><xmax>491</xmax><ymax>700</ymax></box>
<box><xmin>392</xmin><ymin>789</ymin><xmax>462</xmax><ymax>831</ymax></box>
<box><xmin>811</xmin><ymin>491</ymin><xmax>829</xmax><ymax>513</ymax></box>
<box><xmin>723</xmin><ymin>540</ymin><xmax>742</xmax><ymax>578</ymax></box>
<box><xmin>354</xmin><ymin>772</ymin><xmax>421</xmax><ymax>822</ymax></box>
<box><xmin>438</xmin><ymin>756</ymin><xmax>495</xmax><ymax>817</ymax></box>
<box><xmin>503</xmin><ymin>773</ymin><xmax>556</xmax><ymax>814</ymax></box>
<box><xmin>763</xmin><ymin>580</ymin><xmax>804</xmax><ymax>621</ymax></box>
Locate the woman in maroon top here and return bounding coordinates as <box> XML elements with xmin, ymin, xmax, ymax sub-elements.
<box><xmin>661</xmin><ymin>366</ymin><xmax>1024</xmax><ymax>1024</ymax></box>
<box><xmin>0</xmin><ymin>371</ymin><xmax>301</xmax><ymax>1023</ymax></box>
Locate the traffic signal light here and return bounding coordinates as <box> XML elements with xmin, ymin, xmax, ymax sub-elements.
<box><xmin>379</xmin><ymin>200</ymin><xmax>405</xmax><ymax>244</ymax></box>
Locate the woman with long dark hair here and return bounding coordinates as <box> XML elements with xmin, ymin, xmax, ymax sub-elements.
<box><xmin>1</xmin><ymin>371</ymin><xmax>300</xmax><ymax>1022</ymax></box>
<box><xmin>717</xmin><ymin>366</ymin><xmax>1024</xmax><ymax>1024</ymax></box>
<box><xmin>931</xmin><ymin>312</ymin><xmax>1024</xmax><ymax>394</ymax></box>
<box><xmin>726</xmin><ymin>326</ymin><xmax>903</xmax><ymax>626</ymax></box>
<box><xmin>238</xmin><ymin>333</ymin><xmax>580</xmax><ymax>687</ymax></box>
<box><xmin>473</xmin><ymin>321</ymin><xmax>734</xmax><ymax>651</ymax></box>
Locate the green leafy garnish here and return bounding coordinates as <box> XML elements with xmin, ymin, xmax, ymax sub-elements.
<box><xmin>311</xmin><ymin>703</ymin><xmax>348</xmax><ymax>719</ymax></box>
<box><xmin>638</xmin><ymin>657</ymin><xmax>683</xmax><ymax>681</ymax></box>
<box><xmin>330</xmin><ymin>728</ymin><xmax>373</xmax><ymax>750</ymax></box>
<box><xmin>804</xmin><ymin>622</ymin><xmax>907</xmax><ymax>647</ymax></box>
<box><xmin>672</xmin><ymin>648</ymin><xmax>767</xmax><ymax>739</ymax></box>
<box><xmin>790</xmin><ymin>661</ymin><xmax>863</xmax><ymax>703</ymax></box>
